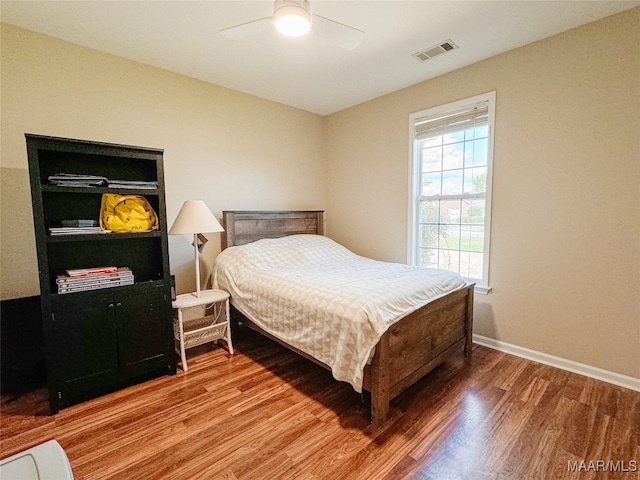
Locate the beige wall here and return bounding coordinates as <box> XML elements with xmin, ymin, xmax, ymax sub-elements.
<box><xmin>1</xmin><ymin>8</ymin><xmax>638</xmax><ymax>381</ymax></box>
<box><xmin>0</xmin><ymin>23</ymin><xmax>326</xmax><ymax>297</ymax></box>
<box><xmin>325</xmin><ymin>8</ymin><xmax>640</xmax><ymax>379</ymax></box>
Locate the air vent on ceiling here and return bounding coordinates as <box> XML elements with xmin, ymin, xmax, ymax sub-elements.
<box><xmin>412</xmin><ymin>39</ymin><xmax>458</xmax><ymax>62</ymax></box>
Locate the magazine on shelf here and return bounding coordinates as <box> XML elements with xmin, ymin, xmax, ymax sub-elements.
<box><xmin>65</xmin><ymin>266</ymin><xmax>119</xmax><ymax>277</ymax></box>
<box><xmin>108</xmin><ymin>179</ymin><xmax>158</xmax><ymax>189</ymax></box>
<box><xmin>49</xmin><ymin>226</ymin><xmax>109</xmax><ymax>235</ymax></box>
<box><xmin>57</xmin><ymin>266</ymin><xmax>134</xmax><ymax>293</ymax></box>
<box><xmin>48</xmin><ymin>173</ymin><xmax>108</xmax><ymax>187</ymax></box>
<box><xmin>56</xmin><ymin>268</ymin><xmax>133</xmax><ymax>285</ymax></box>
<box><xmin>56</xmin><ymin>275</ymin><xmax>133</xmax><ymax>289</ymax></box>
<box><xmin>57</xmin><ymin>277</ymin><xmax>134</xmax><ymax>294</ymax></box>
<box><xmin>61</xmin><ymin>219</ymin><xmax>99</xmax><ymax>227</ymax></box>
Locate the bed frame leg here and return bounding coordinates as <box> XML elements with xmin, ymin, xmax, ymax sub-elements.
<box><xmin>371</xmin><ymin>383</ymin><xmax>389</xmax><ymax>427</ymax></box>
<box><xmin>464</xmin><ymin>285</ymin><xmax>474</xmax><ymax>359</ymax></box>
<box><xmin>370</xmin><ymin>334</ymin><xmax>390</xmax><ymax>426</ymax></box>
<box><xmin>229</xmin><ymin>304</ymin><xmax>241</xmax><ymax>342</ymax></box>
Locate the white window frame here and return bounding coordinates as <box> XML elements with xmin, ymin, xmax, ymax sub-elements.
<box><xmin>408</xmin><ymin>91</ymin><xmax>496</xmax><ymax>294</ymax></box>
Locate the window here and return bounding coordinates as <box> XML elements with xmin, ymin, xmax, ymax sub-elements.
<box><xmin>408</xmin><ymin>92</ymin><xmax>495</xmax><ymax>293</ymax></box>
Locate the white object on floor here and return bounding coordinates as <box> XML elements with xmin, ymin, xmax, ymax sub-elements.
<box><xmin>0</xmin><ymin>439</ymin><xmax>73</xmax><ymax>480</ymax></box>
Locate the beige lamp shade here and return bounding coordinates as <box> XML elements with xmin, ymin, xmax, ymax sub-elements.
<box><xmin>169</xmin><ymin>200</ymin><xmax>224</xmax><ymax>297</ymax></box>
<box><xmin>169</xmin><ymin>200</ymin><xmax>224</xmax><ymax>235</ymax></box>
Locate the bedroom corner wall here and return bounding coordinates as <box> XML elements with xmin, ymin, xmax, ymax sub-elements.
<box><xmin>0</xmin><ymin>23</ymin><xmax>326</xmax><ymax>298</ymax></box>
<box><xmin>324</xmin><ymin>8</ymin><xmax>640</xmax><ymax>380</ymax></box>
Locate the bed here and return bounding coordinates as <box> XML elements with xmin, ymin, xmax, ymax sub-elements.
<box><xmin>214</xmin><ymin>210</ymin><xmax>474</xmax><ymax>426</ymax></box>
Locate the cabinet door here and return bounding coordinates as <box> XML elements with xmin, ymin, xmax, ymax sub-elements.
<box><xmin>115</xmin><ymin>283</ymin><xmax>172</xmax><ymax>376</ymax></box>
<box><xmin>51</xmin><ymin>293</ymin><xmax>119</xmax><ymax>393</ymax></box>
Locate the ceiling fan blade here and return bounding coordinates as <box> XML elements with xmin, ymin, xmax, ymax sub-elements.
<box><xmin>220</xmin><ymin>17</ymin><xmax>271</xmax><ymax>40</ymax></box>
<box><xmin>311</xmin><ymin>14</ymin><xmax>364</xmax><ymax>51</ymax></box>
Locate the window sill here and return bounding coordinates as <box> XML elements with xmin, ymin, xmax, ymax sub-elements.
<box><xmin>474</xmin><ymin>285</ymin><xmax>492</xmax><ymax>295</ymax></box>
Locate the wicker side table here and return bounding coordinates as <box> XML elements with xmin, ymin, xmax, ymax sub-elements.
<box><xmin>172</xmin><ymin>289</ymin><xmax>234</xmax><ymax>372</ymax></box>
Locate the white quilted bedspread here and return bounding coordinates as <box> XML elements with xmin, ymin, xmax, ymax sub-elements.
<box><xmin>212</xmin><ymin>234</ymin><xmax>465</xmax><ymax>392</ymax></box>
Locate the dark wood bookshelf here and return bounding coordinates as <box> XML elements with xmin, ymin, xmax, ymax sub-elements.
<box><xmin>26</xmin><ymin>133</ymin><xmax>176</xmax><ymax>414</ymax></box>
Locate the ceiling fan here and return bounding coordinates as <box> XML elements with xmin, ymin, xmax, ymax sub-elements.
<box><xmin>220</xmin><ymin>0</ymin><xmax>365</xmax><ymax>51</ymax></box>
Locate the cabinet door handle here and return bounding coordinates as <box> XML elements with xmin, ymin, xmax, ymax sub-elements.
<box><xmin>108</xmin><ymin>303</ymin><xmax>115</xmax><ymax>309</ymax></box>
<box><xmin>116</xmin><ymin>302</ymin><xmax>122</xmax><ymax>307</ymax></box>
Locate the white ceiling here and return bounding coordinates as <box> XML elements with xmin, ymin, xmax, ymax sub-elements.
<box><xmin>1</xmin><ymin>1</ymin><xmax>637</xmax><ymax>115</ymax></box>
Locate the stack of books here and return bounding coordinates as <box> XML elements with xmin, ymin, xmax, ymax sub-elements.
<box><xmin>56</xmin><ymin>266</ymin><xmax>134</xmax><ymax>294</ymax></box>
<box><xmin>48</xmin><ymin>173</ymin><xmax>108</xmax><ymax>187</ymax></box>
<box><xmin>48</xmin><ymin>174</ymin><xmax>158</xmax><ymax>190</ymax></box>
<box><xmin>61</xmin><ymin>219</ymin><xmax>98</xmax><ymax>227</ymax></box>
<box><xmin>107</xmin><ymin>179</ymin><xmax>158</xmax><ymax>189</ymax></box>
<box><xmin>49</xmin><ymin>219</ymin><xmax>109</xmax><ymax>236</ymax></box>
<box><xmin>49</xmin><ymin>226</ymin><xmax>109</xmax><ymax>235</ymax></box>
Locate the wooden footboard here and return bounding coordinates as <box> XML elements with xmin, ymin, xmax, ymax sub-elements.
<box><xmin>229</xmin><ymin>282</ymin><xmax>474</xmax><ymax>426</ymax></box>
<box><xmin>363</xmin><ymin>282</ymin><xmax>474</xmax><ymax>426</ymax></box>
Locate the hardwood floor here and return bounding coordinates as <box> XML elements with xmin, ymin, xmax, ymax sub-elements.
<box><xmin>1</xmin><ymin>326</ymin><xmax>639</xmax><ymax>479</ymax></box>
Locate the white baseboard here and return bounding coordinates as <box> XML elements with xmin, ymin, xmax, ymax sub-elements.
<box><xmin>473</xmin><ymin>334</ymin><xmax>640</xmax><ymax>393</ymax></box>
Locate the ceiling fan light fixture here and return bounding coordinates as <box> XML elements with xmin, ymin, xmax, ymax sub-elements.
<box><xmin>274</xmin><ymin>0</ymin><xmax>311</xmax><ymax>37</ymax></box>
<box><xmin>220</xmin><ymin>0</ymin><xmax>364</xmax><ymax>50</ymax></box>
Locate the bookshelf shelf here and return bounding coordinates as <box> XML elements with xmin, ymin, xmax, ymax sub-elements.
<box><xmin>41</xmin><ymin>185</ymin><xmax>161</xmax><ymax>195</ymax></box>
<box><xmin>46</xmin><ymin>231</ymin><xmax>163</xmax><ymax>242</ymax></box>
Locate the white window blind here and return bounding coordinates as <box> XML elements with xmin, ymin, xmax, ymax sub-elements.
<box><xmin>414</xmin><ymin>102</ymin><xmax>489</xmax><ymax>140</ymax></box>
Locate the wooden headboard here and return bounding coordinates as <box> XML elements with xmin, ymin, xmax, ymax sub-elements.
<box><xmin>221</xmin><ymin>211</ymin><xmax>324</xmax><ymax>249</ymax></box>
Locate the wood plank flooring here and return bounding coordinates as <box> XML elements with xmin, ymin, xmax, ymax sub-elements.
<box><xmin>1</xmin><ymin>326</ymin><xmax>639</xmax><ymax>479</ymax></box>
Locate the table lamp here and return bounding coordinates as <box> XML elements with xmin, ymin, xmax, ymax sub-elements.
<box><xmin>169</xmin><ymin>200</ymin><xmax>224</xmax><ymax>297</ymax></box>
